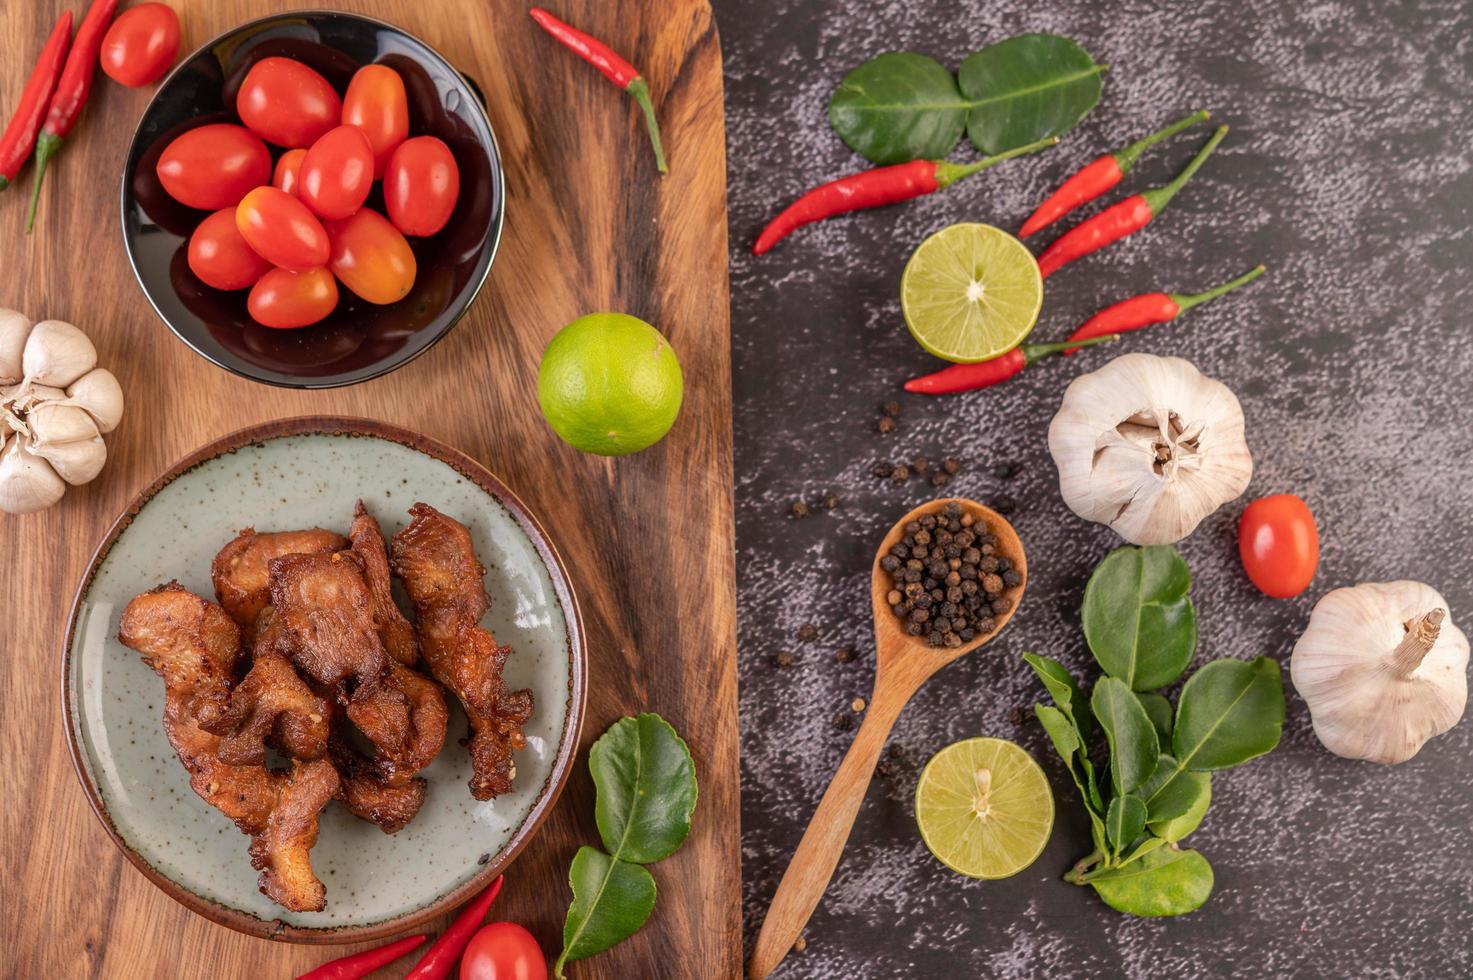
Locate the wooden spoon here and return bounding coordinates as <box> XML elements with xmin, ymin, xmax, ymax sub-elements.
<box><xmin>748</xmin><ymin>498</ymin><xmax>1027</xmax><ymax>980</ymax></box>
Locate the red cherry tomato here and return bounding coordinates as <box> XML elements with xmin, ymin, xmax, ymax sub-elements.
<box><xmin>272</xmin><ymin>148</ymin><xmax>306</xmax><ymax>197</ymax></box>
<box><xmin>187</xmin><ymin>208</ymin><xmax>271</xmax><ymax>290</ymax></box>
<box><xmin>459</xmin><ymin>922</ymin><xmax>547</xmax><ymax>980</ymax></box>
<box><xmin>385</xmin><ymin>136</ymin><xmax>460</xmax><ymax>237</ymax></box>
<box><xmin>235</xmin><ymin>186</ymin><xmax>330</xmax><ymax>270</ymax></box>
<box><xmin>1239</xmin><ymin>494</ymin><xmax>1319</xmax><ymax>598</ymax></box>
<box><xmin>326</xmin><ymin>208</ymin><xmax>417</xmax><ymax>305</ymax></box>
<box><xmin>247</xmin><ymin>266</ymin><xmax>339</xmax><ymax>328</ymax></box>
<box><xmin>342</xmin><ymin>64</ymin><xmax>409</xmax><ymax>178</ymax></box>
<box><xmin>236</xmin><ymin>57</ymin><xmax>342</xmax><ymax>148</ymax></box>
<box><xmin>298</xmin><ymin>126</ymin><xmax>374</xmax><ymax>220</ymax></box>
<box><xmin>156</xmin><ymin>124</ymin><xmax>271</xmax><ymax>210</ymax></box>
<box><xmin>100</xmin><ymin>2</ymin><xmax>181</xmax><ymax>88</ymax></box>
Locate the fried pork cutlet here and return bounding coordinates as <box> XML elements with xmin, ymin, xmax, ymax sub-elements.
<box><xmin>206</xmin><ymin>608</ymin><xmax>331</xmax><ymax>767</ymax></box>
<box><xmin>349</xmin><ymin>501</ymin><xmax>419</xmax><ymax>667</ymax></box>
<box><xmin>118</xmin><ymin>585</ymin><xmax>338</xmax><ymax>912</ymax></box>
<box><xmin>329</xmin><ymin>728</ymin><xmax>428</xmax><ymax>834</ymax></box>
<box><xmin>268</xmin><ymin>550</ymin><xmax>389</xmax><ymax>694</ymax></box>
<box><xmin>391</xmin><ymin>503</ymin><xmax>534</xmax><ymax>800</ymax></box>
<box><xmin>212</xmin><ymin>528</ymin><xmax>348</xmax><ymax>642</ymax></box>
<box><xmin>346</xmin><ymin>660</ymin><xmax>449</xmax><ymax>787</ymax></box>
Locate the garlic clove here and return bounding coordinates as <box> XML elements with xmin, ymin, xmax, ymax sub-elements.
<box><xmin>32</xmin><ymin>432</ymin><xmax>106</xmax><ymax>485</ymax></box>
<box><xmin>5</xmin><ymin>382</ymin><xmax>66</xmax><ymax>413</ymax></box>
<box><xmin>0</xmin><ymin>433</ymin><xmax>66</xmax><ymax>513</ymax></box>
<box><xmin>63</xmin><ymin>368</ymin><xmax>124</xmax><ymax>434</ymax></box>
<box><xmin>27</xmin><ymin>401</ymin><xmax>101</xmax><ymax>448</ymax></box>
<box><xmin>22</xmin><ymin>319</ymin><xmax>97</xmax><ymax>389</ymax></box>
<box><xmin>0</xmin><ymin>309</ymin><xmax>32</xmax><ymax>385</ymax></box>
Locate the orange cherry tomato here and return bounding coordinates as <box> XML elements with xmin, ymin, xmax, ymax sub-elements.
<box><xmin>188</xmin><ymin>208</ymin><xmax>272</xmax><ymax>290</ymax></box>
<box><xmin>236</xmin><ymin>57</ymin><xmax>342</xmax><ymax>148</ymax></box>
<box><xmin>235</xmin><ymin>186</ymin><xmax>330</xmax><ymax>270</ymax></box>
<box><xmin>157</xmin><ymin>124</ymin><xmax>271</xmax><ymax>210</ymax></box>
<box><xmin>298</xmin><ymin>125</ymin><xmax>374</xmax><ymax>220</ymax></box>
<box><xmin>100</xmin><ymin>2</ymin><xmax>181</xmax><ymax>88</ymax></box>
<box><xmin>341</xmin><ymin>64</ymin><xmax>409</xmax><ymax>178</ymax></box>
<box><xmin>326</xmin><ymin>208</ymin><xmax>417</xmax><ymax>305</ymax></box>
<box><xmin>272</xmin><ymin>148</ymin><xmax>307</xmax><ymax>197</ymax></box>
<box><xmin>384</xmin><ymin>136</ymin><xmax>460</xmax><ymax>237</ymax></box>
<box><xmin>247</xmin><ymin>266</ymin><xmax>339</xmax><ymax>328</ymax></box>
<box><xmin>1239</xmin><ymin>494</ymin><xmax>1319</xmax><ymax>598</ymax></box>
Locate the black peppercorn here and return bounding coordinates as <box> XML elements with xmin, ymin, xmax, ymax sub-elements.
<box><xmin>1003</xmin><ymin>569</ymin><xmax>1022</xmax><ymax>587</ymax></box>
<box><xmin>930</xmin><ymin>471</ymin><xmax>951</xmax><ymax>487</ymax></box>
<box><xmin>890</xmin><ymin>465</ymin><xmax>910</xmax><ymax>483</ymax></box>
<box><xmin>835</xmin><ymin>647</ymin><xmax>856</xmax><ymax>663</ymax></box>
<box><xmin>877</xmin><ymin>416</ymin><xmax>896</xmax><ymax>435</ymax></box>
<box><xmin>943</xmin><ymin>458</ymin><xmax>961</xmax><ymax>475</ymax></box>
<box><xmin>797</xmin><ymin>623</ymin><xmax>818</xmax><ymax>641</ymax></box>
<box><xmin>991</xmin><ymin>597</ymin><xmax>1012</xmax><ymax>615</ymax></box>
<box><xmin>774</xmin><ymin>650</ymin><xmax>795</xmax><ymax>667</ymax></box>
<box><xmin>881</xmin><ymin>400</ymin><xmax>901</xmax><ymax>417</ymax></box>
<box><xmin>822</xmin><ymin>492</ymin><xmax>841</xmax><ymax>511</ymax></box>
<box><xmin>872</xmin><ymin>461</ymin><xmax>893</xmax><ymax>478</ymax></box>
<box><xmin>790</xmin><ymin>501</ymin><xmax>810</xmax><ymax>519</ymax></box>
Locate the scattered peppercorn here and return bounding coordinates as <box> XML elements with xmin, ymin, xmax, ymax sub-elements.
<box><xmin>831</xmin><ymin>712</ymin><xmax>854</xmax><ymax>731</ymax></box>
<box><xmin>930</xmin><ymin>470</ymin><xmax>952</xmax><ymax>487</ymax></box>
<box><xmin>793</xmin><ymin>936</ymin><xmax>808</xmax><ymax>954</ymax></box>
<box><xmin>909</xmin><ymin>455</ymin><xmax>931</xmax><ymax>474</ymax></box>
<box><xmin>822</xmin><ymin>492</ymin><xmax>841</xmax><ymax>510</ymax></box>
<box><xmin>790</xmin><ymin>500</ymin><xmax>810</xmax><ymax>519</ymax></box>
<box><xmin>890</xmin><ymin>464</ymin><xmax>911</xmax><ymax>483</ymax></box>
<box><xmin>871</xmin><ymin>461</ymin><xmax>893</xmax><ymax>478</ymax></box>
<box><xmin>943</xmin><ymin>457</ymin><xmax>961</xmax><ymax>475</ymax></box>
<box><xmin>834</xmin><ymin>647</ymin><xmax>856</xmax><ymax>663</ymax></box>
<box><xmin>875</xmin><ymin>757</ymin><xmax>896</xmax><ymax>778</ymax></box>
<box><xmin>993</xmin><ymin>495</ymin><xmax>1016</xmax><ymax>515</ymax></box>
<box><xmin>876</xmin><ymin>416</ymin><xmax>896</xmax><ymax>435</ymax></box>
<box><xmin>797</xmin><ymin>623</ymin><xmax>818</xmax><ymax>641</ymax></box>
<box><xmin>993</xmin><ymin>461</ymin><xmax>1021</xmax><ymax>480</ymax></box>
<box><xmin>881</xmin><ymin>400</ymin><xmax>901</xmax><ymax>418</ymax></box>
<box><xmin>774</xmin><ymin>650</ymin><xmax>796</xmax><ymax>667</ymax></box>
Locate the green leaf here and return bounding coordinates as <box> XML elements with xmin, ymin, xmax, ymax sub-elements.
<box><xmin>1081</xmin><ymin>546</ymin><xmax>1197</xmax><ymax>691</ymax></box>
<box><xmin>1089</xmin><ymin>847</ymin><xmax>1214</xmax><ymax>917</ymax></box>
<box><xmin>1138</xmin><ymin>693</ymin><xmax>1173</xmax><ymax>745</ymax></box>
<box><xmin>1173</xmin><ymin>658</ymin><xmax>1285</xmax><ymax>771</ymax></box>
<box><xmin>1138</xmin><ymin>754</ymin><xmax>1210</xmax><ymax>824</ymax></box>
<box><xmin>1150</xmin><ymin>776</ymin><xmax>1211</xmax><ymax>842</ymax></box>
<box><xmin>1035</xmin><ymin>705</ymin><xmax>1107</xmax><ymax>853</ymax></box>
<box><xmin>1022</xmin><ymin>652</ymin><xmax>1095</xmax><ymax>740</ymax></box>
<box><xmin>958</xmin><ymin>34</ymin><xmax>1104</xmax><ymax>154</ymax></box>
<box><xmin>556</xmin><ymin>847</ymin><xmax>657</xmax><ymax>977</ymax></box>
<box><xmin>591</xmin><ymin>714</ymin><xmax>698</xmax><ymax>864</ymax></box>
<box><xmin>1090</xmin><ymin>678</ymin><xmax>1159</xmax><ymax>795</ymax></box>
<box><xmin>1105</xmin><ymin>794</ymin><xmax>1146</xmax><ymax>852</ymax></box>
<box><xmin>828</xmin><ymin>52</ymin><xmax>968</xmax><ymax>164</ymax></box>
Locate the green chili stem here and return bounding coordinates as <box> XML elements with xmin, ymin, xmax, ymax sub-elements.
<box><xmin>626</xmin><ymin>78</ymin><xmax>667</xmax><ymax>175</ymax></box>
<box><xmin>1113</xmin><ymin>109</ymin><xmax>1210</xmax><ymax>173</ymax></box>
<box><xmin>1021</xmin><ymin>332</ymin><xmax>1118</xmax><ymax>368</ymax></box>
<box><xmin>934</xmin><ymin>137</ymin><xmax>1059</xmax><ymax>188</ymax></box>
<box><xmin>1140</xmin><ymin>125</ymin><xmax>1228</xmax><ymax>217</ymax></box>
<box><xmin>1171</xmin><ymin>265</ymin><xmax>1266</xmax><ymax>313</ymax></box>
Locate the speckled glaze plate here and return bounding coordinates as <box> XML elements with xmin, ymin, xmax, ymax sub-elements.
<box><xmin>61</xmin><ymin>417</ymin><xmax>585</xmax><ymax>943</ymax></box>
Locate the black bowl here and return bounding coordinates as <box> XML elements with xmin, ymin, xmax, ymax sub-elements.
<box><xmin>121</xmin><ymin>11</ymin><xmax>504</xmax><ymax>389</ymax></box>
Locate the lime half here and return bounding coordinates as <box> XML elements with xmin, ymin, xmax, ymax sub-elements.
<box><xmin>901</xmin><ymin>223</ymin><xmax>1043</xmax><ymax>362</ymax></box>
<box><xmin>915</xmin><ymin>737</ymin><xmax>1054</xmax><ymax>879</ymax></box>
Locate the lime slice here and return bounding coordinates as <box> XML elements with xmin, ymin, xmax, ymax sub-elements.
<box><xmin>901</xmin><ymin>223</ymin><xmax>1043</xmax><ymax>362</ymax></box>
<box><xmin>915</xmin><ymin>736</ymin><xmax>1054</xmax><ymax>879</ymax></box>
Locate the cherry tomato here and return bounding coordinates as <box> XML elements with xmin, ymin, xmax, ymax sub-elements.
<box><xmin>100</xmin><ymin>3</ymin><xmax>181</xmax><ymax>88</ymax></box>
<box><xmin>156</xmin><ymin>124</ymin><xmax>271</xmax><ymax>210</ymax></box>
<box><xmin>459</xmin><ymin>922</ymin><xmax>547</xmax><ymax>980</ymax></box>
<box><xmin>235</xmin><ymin>186</ymin><xmax>330</xmax><ymax>270</ymax></box>
<box><xmin>187</xmin><ymin>208</ymin><xmax>272</xmax><ymax>290</ymax></box>
<box><xmin>272</xmin><ymin>148</ymin><xmax>306</xmax><ymax>197</ymax></box>
<box><xmin>385</xmin><ymin>136</ymin><xmax>460</xmax><ymax>237</ymax></box>
<box><xmin>247</xmin><ymin>266</ymin><xmax>339</xmax><ymax>329</ymax></box>
<box><xmin>342</xmin><ymin>64</ymin><xmax>409</xmax><ymax>178</ymax></box>
<box><xmin>327</xmin><ymin>208</ymin><xmax>417</xmax><ymax>305</ymax></box>
<box><xmin>236</xmin><ymin>57</ymin><xmax>342</xmax><ymax>148</ymax></box>
<box><xmin>1239</xmin><ymin>494</ymin><xmax>1319</xmax><ymax>598</ymax></box>
<box><xmin>298</xmin><ymin>126</ymin><xmax>374</xmax><ymax>220</ymax></box>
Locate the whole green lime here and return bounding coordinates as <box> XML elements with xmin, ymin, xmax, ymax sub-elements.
<box><xmin>537</xmin><ymin>313</ymin><xmax>683</xmax><ymax>456</ymax></box>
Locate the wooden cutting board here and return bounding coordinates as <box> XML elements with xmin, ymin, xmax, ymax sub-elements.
<box><xmin>0</xmin><ymin>1</ymin><xmax>738</xmax><ymax>977</ymax></box>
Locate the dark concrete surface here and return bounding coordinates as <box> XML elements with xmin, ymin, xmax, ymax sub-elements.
<box><xmin>718</xmin><ymin>1</ymin><xmax>1473</xmax><ymax>976</ymax></box>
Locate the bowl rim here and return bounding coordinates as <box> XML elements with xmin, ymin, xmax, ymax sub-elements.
<box><xmin>59</xmin><ymin>416</ymin><xmax>587</xmax><ymax>944</ymax></box>
<box><xmin>118</xmin><ymin>9</ymin><xmax>507</xmax><ymax>390</ymax></box>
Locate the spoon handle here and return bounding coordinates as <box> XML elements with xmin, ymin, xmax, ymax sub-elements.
<box><xmin>747</xmin><ymin>674</ymin><xmax>915</xmax><ymax>980</ymax></box>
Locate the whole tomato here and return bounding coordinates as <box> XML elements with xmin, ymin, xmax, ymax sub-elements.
<box><xmin>236</xmin><ymin>57</ymin><xmax>342</xmax><ymax>148</ymax></box>
<box><xmin>342</xmin><ymin>64</ymin><xmax>409</xmax><ymax>177</ymax></box>
<box><xmin>272</xmin><ymin>148</ymin><xmax>307</xmax><ymax>197</ymax></box>
<box><xmin>1239</xmin><ymin>494</ymin><xmax>1319</xmax><ymax>598</ymax></box>
<box><xmin>459</xmin><ymin>922</ymin><xmax>547</xmax><ymax>980</ymax></box>
<box><xmin>156</xmin><ymin>124</ymin><xmax>271</xmax><ymax>210</ymax></box>
<box><xmin>188</xmin><ymin>208</ymin><xmax>272</xmax><ymax>290</ymax></box>
<box><xmin>327</xmin><ymin>208</ymin><xmax>417</xmax><ymax>305</ymax></box>
<box><xmin>236</xmin><ymin>186</ymin><xmax>330</xmax><ymax>270</ymax></box>
<box><xmin>247</xmin><ymin>267</ymin><xmax>338</xmax><ymax>328</ymax></box>
<box><xmin>100</xmin><ymin>2</ymin><xmax>181</xmax><ymax>88</ymax></box>
<box><xmin>298</xmin><ymin>126</ymin><xmax>374</xmax><ymax>220</ymax></box>
<box><xmin>385</xmin><ymin>136</ymin><xmax>460</xmax><ymax>237</ymax></box>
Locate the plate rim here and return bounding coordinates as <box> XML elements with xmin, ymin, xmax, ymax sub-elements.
<box><xmin>59</xmin><ymin>415</ymin><xmax>587</xmax><ymax>944</ymax></box>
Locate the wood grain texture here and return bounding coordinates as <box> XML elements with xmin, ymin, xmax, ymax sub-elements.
<box><xmin>0</xmin><ymin>1</ymin><xmax>737</xmax><ymax>977</ymax></box>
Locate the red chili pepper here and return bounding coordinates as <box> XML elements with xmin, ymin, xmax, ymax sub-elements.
<box><xmin>294</xmin><ymin>934</ymin><xmax>428</xmax><ymax>980</ymax></box>
<box><xmin>1019</xmin><ymin>110</ymin><xmax>1208</xmax><ymax>238</ymax></box>
<box><xmin>903</xmin><ymin>334</ymin><xmax>1120</xmax><ymax>395</ymax></box>
<box><xmin>26</xmin><ymin>0</ymin><xmax>118</xmax><ymax>232</ymax></box>
<box><xmin>0</xmin><ymin>12</ymin><xmax>73</xmax><ymax>192</ymax></box>
<box><xmin>529</xmin><ymin>7</ymin><xmax>667</xmax><ymax>174</ymax></box>
<box><xmin>753</xmin><ymin>137</ymin><xmax>1057</xmax><ymax>256</ymax></box>
<box><xmin>1035</xmin><ymin>125</ymin><xmax>1228</xmax><ymax>279</ymax></box>
<box><xmin>1064</xmin><ymin>265</ymin><xmax>1265</xmax><ymax>354</ymax></box>
<box><xmin>404</xmin><ymin>875</ymin><xmax>505</xmax><ymax>980</ymax></box>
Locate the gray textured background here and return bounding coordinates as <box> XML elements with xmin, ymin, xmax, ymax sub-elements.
<box><xmin>718</xmin><ymin>0</ymin><xmax>1473</xmax><ymax>976</ymax></box>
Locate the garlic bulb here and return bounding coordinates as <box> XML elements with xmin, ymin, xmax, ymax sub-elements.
<box><xmin>1048</xmin><ymin>353</ymin><xmax>1252</xmax><ymax>545</ymax></box>
<box><xmin>1292</xmin><ymin>581</ymin><xmax>1468</xmax><ymax>764</ymax></box>
<box><xmin>0</xmin><ymin>308</ymin><xmax>30</xmax><ymax>383</ymax></box>
<box><xmin>0</xmin><ymin>433</ymin><xmax>66</xmax><ymax>514</ymax></box>
<box><xmin>22</xmin><ymin>319</ymin><xmax>97</xmax><ymax>388</ymax></box>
